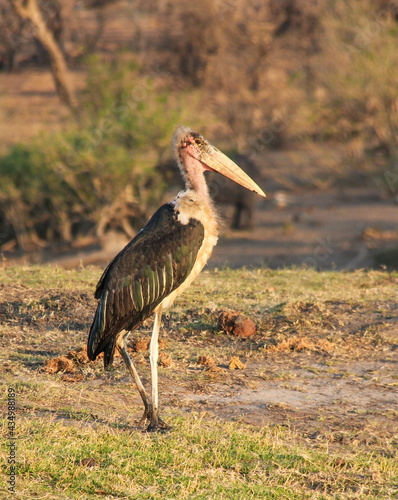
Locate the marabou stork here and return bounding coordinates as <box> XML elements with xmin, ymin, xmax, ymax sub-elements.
<box><xmin>87</xmin><ymin>126</ymin><xmax>266</xmax><ymax>431</ymax></box>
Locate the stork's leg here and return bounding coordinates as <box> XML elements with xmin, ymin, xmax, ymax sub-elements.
<box><xmin>147</xmin><ymin>306</ymin><xmax>170</xmax><ymax>432</ymax></box>
<box><xmin>116</xmin><ymin>334</ymin><xmax>152</xmax><ymax>426</ymax></box>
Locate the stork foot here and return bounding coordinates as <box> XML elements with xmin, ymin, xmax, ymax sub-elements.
<box><xmin>138</xmin><ymin>405</ymin><xmax>152</xmax><ymax>427</ymax></box>
<box><xmin>147</xmin><ymin>408</ymin><xmax>171</xmax><ymax>432</ymax></box>
<box><xmin>138</xmin><ymin>405</ymin><xmax>171</xmax><ymax>432</ymax></box>
<box><xmin>146</xmin><ymin>416</ymin><xmax>171</xmax><ymax>433</ymax></box>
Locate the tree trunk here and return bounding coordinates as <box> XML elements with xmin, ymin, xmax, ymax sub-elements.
<box><xmin>11</xmin><ymin>0</ymin><xmax>78</xmax><ymax>114</ymax></box>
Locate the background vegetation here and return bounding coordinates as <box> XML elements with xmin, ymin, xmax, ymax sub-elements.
<box><xmin>0</xmin><ymin>0</ymin><xmax>398</xmax><ymax>250</ymax></box>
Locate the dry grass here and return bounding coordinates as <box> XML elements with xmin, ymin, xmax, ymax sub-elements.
<box><xmin>0</xmin><ymin>265</ymin><xmax>397</xmax><ymax>498</ymax></box>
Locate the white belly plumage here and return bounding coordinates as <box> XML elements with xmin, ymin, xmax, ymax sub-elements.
<box><xmin>155</xmin><ymin>189</ymin><xmax>219</xmax><ymax>312</ymax></box>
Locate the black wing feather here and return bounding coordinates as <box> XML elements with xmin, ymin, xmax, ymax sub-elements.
<box><xmin>87</xmin><ymin>203</ymin><xmax>205</xmax><ymax>367</ymax></box>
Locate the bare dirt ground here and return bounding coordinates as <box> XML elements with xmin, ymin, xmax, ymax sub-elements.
<box><xmin>214</xmin><ymin>186</ymin><xmax>398</xmax><ymax>271</ymax></box>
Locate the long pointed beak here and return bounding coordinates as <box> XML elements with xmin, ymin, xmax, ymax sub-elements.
<box><xmin>199</xmin><ymin>146</ymin><xmax>266</xmax><ymax>197</ymax></box>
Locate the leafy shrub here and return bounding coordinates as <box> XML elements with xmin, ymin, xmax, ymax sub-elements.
<box><xmin>0</xmin><ymin>57</ymin><xmax>183</xmax><ymax>250</ymax></box>
<box><xmin>305</xmin><ymin>1</ymin><xmax>398</xmax><ymax>155</ymax></box>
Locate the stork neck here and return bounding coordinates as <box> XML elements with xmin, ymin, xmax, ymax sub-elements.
<box><xmin>182</xmin><ymin>156</ymin><xmax>210</xmax><ymax>200</ymax></box>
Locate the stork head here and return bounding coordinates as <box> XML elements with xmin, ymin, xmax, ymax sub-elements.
<box><xmin>172</xmin><ymin>126</ymin><xmax>266</xmax><ymax>197</ymax></box>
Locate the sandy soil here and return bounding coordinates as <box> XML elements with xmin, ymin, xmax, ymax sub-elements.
<box><xmin>213</xmin><ymin>187</ymin><xmax>398</xmax><ymax>270</ymax></box>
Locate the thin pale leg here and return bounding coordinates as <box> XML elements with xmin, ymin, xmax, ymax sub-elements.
<box><xmin>148</xmin><ymin>307</ymin><xmax>170</xmax><ymax>431</ymax></box>
<box><xmin>116</xmin><ymin>334</ymin><xmax>151</xmax><ymax>426</ymax></box>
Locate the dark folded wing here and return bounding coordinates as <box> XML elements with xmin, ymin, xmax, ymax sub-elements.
<box><xmin>87</xmin><ymin>203</ymin><xmax>204</xmax><ymax>363</ymax></box>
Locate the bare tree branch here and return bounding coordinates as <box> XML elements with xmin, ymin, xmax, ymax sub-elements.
<box><xmin>10</xmin><ymin>0</ymin><xmax>78</xmax><ymax>114</ymax></box>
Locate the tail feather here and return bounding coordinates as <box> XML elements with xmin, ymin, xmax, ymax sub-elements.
<box><xmin>87</xmin><ymin>289</ymin><xmax>131</xmax><ymax>369</ymax></box>
<box><xmin>87</xmin><ymin>290</ymin><xmax>108</xmax><ymax>361</ymax></box>
<box><xmin>103</xmin><ymin>339</ymin><xmax>117</xmax><ymax>368</ymax></box>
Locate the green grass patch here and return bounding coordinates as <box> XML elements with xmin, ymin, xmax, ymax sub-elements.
<box><xmin>1</xmin><ymin>415</ymin><xmax>396</xmax><ymax>499</ymax></box>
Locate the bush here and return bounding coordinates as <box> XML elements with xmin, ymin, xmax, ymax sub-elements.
<box><xmin>154</xmin><ymin>0</ymin><xmax>324</xmax><ymax>148</ymax></box>
<box><xmin>0</xmin><ymin>57</ymin><xmax>184</xmax><ymax>250</ymax></box>
<box><xmin>306</xmin><ymin>0</ymin><xmax>398</xmax><ymax>156</ymax></box>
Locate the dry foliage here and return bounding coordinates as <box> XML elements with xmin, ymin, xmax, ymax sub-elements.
<box><xmin>228</xmin><ymin>356</ymin><xmax>247</xmax><ymax>370</ymax></box>
<box><xmin>44</xmin><ymin>355</ymin><xmax>75</xmax><ymax>374</ymax></box>
<box><xmin>197</xmin><ymin>355</ymin><xmax>215</xmax><ymax>367</ymax></box>
<box><xmin>266</xmin><ymin>335</ymin><xmax>334</xmax><ymax>354</ymax></box>
<box><xmin>205</xmin><ymin>365</ymin><xmax>226</xmax><ymax>377</ymax></box>
<box><xmin>155</xmin><ymin>0</ymin><xmax>323</xmax><ymax>146</ymax></box>
<box><xmin>158</xmin><ymin>352</ymin><xmax>172</xmax><ymax>368</ymax></box>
